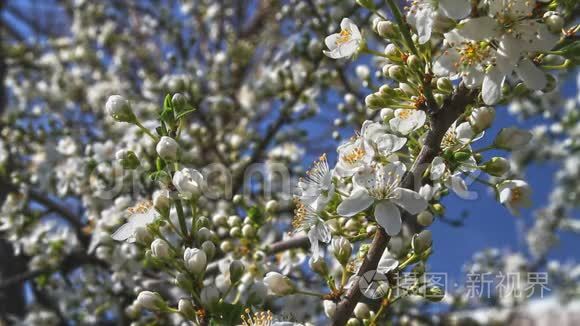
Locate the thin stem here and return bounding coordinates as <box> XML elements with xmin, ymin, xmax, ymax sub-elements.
<box><xmin>296</xmin><ymin>289</ymin><xmax>326</xmax><ymax>298</ymax></box>
<box><xmin>363</xmin><ymin>48</ymin><xmax>388</xmax><ymax>58</ymax></box>
<box><xmin>385</xmin><ymin>0</ymin><xmax>417</xmax><ymax>55</ymax></box>
<box><xmin>173</xmin><ymin>162</ymin><xmax>189</xmax><ymax>240</ymax></box>
<box><xmin>135</xmin><ymin>120</ymin><xmax>159</xmax><ymax>141</ymax></box>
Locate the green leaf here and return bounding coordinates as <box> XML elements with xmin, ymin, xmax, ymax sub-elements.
<box><xmin>175</xmin><ymin>107</ymin><xmax>197</xmax><ymax>120</ymax></box>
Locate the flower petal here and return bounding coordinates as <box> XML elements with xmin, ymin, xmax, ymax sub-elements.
<box><xmin>515</xmin><ymin>58</ymin><xmax>547</xmax><ymax>90</ymax></box>
<box><xmin>374</xmin><ymin>201</ymin><xmax>402</xmax><ymax>236</ymax></box>
<box><xmin>392</xmin><ymin>188</ymin><xmax>428</xmax><ymax>215</ymax></box>
<box><xmin>337</xmin><ymin>188</ymin><xmax>373</xmax><ymax>217</ymax></box>
<box><xmin>457</xmin><ymin>17</ymin><xmax>497</xmax><ymax>40</ymax></box>
<box><xmin>439</xmin><ymin>0</ymin><xmax>471</xmax><ymax>19</ymax></box>
<box><xmin>482</xmin><ymin>68</ymin><xmax>504</xmax><ymax>105</ymax></box>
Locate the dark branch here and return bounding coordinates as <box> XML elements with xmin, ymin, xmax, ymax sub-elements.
<box><xmin>332</xmin><ymin>85</ymin><xmax>477</xmax><ymax>325</ymax></box>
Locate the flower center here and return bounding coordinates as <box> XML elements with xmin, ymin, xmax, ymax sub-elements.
<box><xmin>336</xmin><ymin>29</ymin><xmax>352</xmax><ymax>46</ymax></box>
<box><xmin>343</xmin><ymin>147</ymin><xmax>365</xmax><ymax>165</ymax></box>
<box><xmin>366</xmin><ymin>169</ymin><xmax>401</xmax><ymax>200</ymax></box>
<box><xmin>510</xmin><ymin>187</ymin><xmax>523</xmax><ymax>204</ymax></box>
<box><xmin>128</xmin><ymin>201</ymin><xmax>152</xmax><ymax>214</ymax></box>
<box><xmin>441</xmin><ymin>130</ymin><xmax>458</xmax><ymax>149</ymax></box>
<box><xmin>457</xmin><ymin>42</ymin><xmax>490</xmax><ymax>67</ymax></box>
<box><xmin>398</xmin><ymin>109</ymin><xmax>413</xmax><ymax>119</ymax></box>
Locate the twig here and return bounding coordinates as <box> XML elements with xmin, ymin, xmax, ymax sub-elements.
<box><xmin>332</xmin><ymin>85</ymin><xmax>477</xmax><ymax>325</ymax></box>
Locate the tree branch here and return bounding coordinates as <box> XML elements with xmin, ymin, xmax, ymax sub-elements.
<box><xmin>332</xmin><ymin>85</ymin><xmax>477</xmax><ymax>325</ymax></box>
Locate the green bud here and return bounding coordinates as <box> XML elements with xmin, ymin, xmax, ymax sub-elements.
<box><xmin>432</xmin><ymin>203</ymin><xmax>445</xmax><ymax>216</ymax></box>
<box><xmin>242</xmin><ymin>224</ymin><xmax>256</xmax><ymax>238</ymax></box>
<box><xmin>106</xmin><ymin>95</ymin><xmax>137</xmax><ymax>123</ymax></box>
<box><xmin>229</xmin><ymin>260</ymin><xmax>245</xmax><ymax>283</ymax></box>
<box><xmin>434</xmin><ymin>93</ymin><xmax>446</xmax><ymax>107</ymax></box>
<box><xmin>512</xmin><ymin>82</ymin><xmax>527</xmax><ymax>96</ymax></box>
<box><xmin>417</xmin><ymin>211</ymin><xmax>434</xmax><ymax>227</ymax></box>
<box><xmin>482</xmin><ymin>157</ymin><xmax>510</xmax><ymax>177</ymax></box>
<box><xmin>387</xmin><ymin>65</ymin><xmax>405</xmax><ymax>82</ymax></box>
<box><xmin>453</xmin><ymin>151</ymin><xmax>472</xmax><ymax>162</ymax></box>
<box><xmin>116</xmin><ymin>150</ymin><xmax>140</xmax><ymax>170</ymax></box>
<box><xmin>406</xmin><ymin>54</ymin><xmax>422</xmax><ymax>72</ymax></box>
<box><xmin>425</xmin><ymin>286</ymin><xmax>445</xmax><ymax>302</ymax></box>
<box><xmin>171</xmin><ymin>93</ymin><xmax>187</xmax><ymax>112</ymax></box>
<box><xmin>229</xmin><ymin>226</ymin><xmax>242</xmax><ymax>238</ymax></box>
<box><xmin>412</xmin><ymin>230</ymin><xmax>433</xmax><ymax>254</ymax></box>
<box><xmin>365</xmin><ymin>93</ymin><xmax>390</xmax><ymax>109</ymax></box>
<box><xmin>178</xmin><ymin>299</ymin><xmax>196</xmax><ymax>320</ymax></box>
<box><xmin>436</xmin><ymin>77</ymin><xmax>453</xmax><ymax>93</ymax></box>
<box><xmin>196</xmin><ymin>216</ymin><xmax>210</xmax><ymax>230</ymax></box>
<box><xmin>201</xmin><ymin>241</ymin><xmax>216</xmax><ymax>260</ymax></box>
<box><xmin>220</xmin><ymin>240</ymin><xmax>233</xmax><ymax>253</ymax></box>
<box><xmin>376</xmin><ymin>21</ymin><xmax>398</xmax><ymax>39</ymax></box>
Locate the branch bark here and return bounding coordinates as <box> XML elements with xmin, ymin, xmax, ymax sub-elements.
<box><xmin>332</xmin><ymin>85</ymin><xmax>477</xmax><ymax>325</ymax></box>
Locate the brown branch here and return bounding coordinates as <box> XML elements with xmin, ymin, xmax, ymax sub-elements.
<box><xmin>332</xmin><ymin>84</ymin><xmax>477</xmax><ymax>325</ymax></box>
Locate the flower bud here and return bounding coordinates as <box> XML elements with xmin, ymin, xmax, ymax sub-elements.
<box><xmin>384</xmin><ymin>44</ymin><xmax>401</xmax><ymax>60</ymax></box>
<box><xmin>432</xmin><ymin>203</ymin><xmax>445</xmax><ymax>215</ymax></box>
<box><xmin>387</xmin><ymin>65</ymin><xmax>405</xmax><ymax>82</ymax></box>
<box><xmin>323</xmin><ymin>300</ymin><xmax>337</xmax><ymax>318</ymax></box>
<box><xmin>153</xmin><ymin>190</ymin><xmax>170</xmax><ymax>215</ymax></box>
<box><xmin>543</xmin><ymin>12</ymin><xmax>564</xmax><ymax>33</ymax></box>
<box><xmin>184</xmin><ymin>248</ymin><xmax>207</xmax><ymax>275</ymax></box>
<box><xmin>178</xmin><ymin>299</ymin><xmax>196</xmax><ymax>320</ymax></box>
<box><xmin>232</xmin><ymin>194</ymin><xmax>244</xmax><ymax>205</ymax></box>
<box><xmin>425</xmin><ymin>286</ymin><xmax>445</xmax><ymax>302</ymax></box>
<box><xmin>347</xmin><ymin>318</ymin><xmax>361</xmax><ymax>326</ymax></box>
<box><xmin>399</xmin><ymin>83</ymin><xmax>415</xmax><ymax>96</ymax></box>
<box><xmin>173</xmin><ymin>168</ymin><xmax>203</xmax><ymax>199</ymax></box>
<box><xmin>156</xmin><ymin>136</ymin><xmax>179</xmax><ymax>161</ymax></box>
<box><xmin>354</xmin><ymin>303</ymin><xmax>370</xmax><ymax>319</ymax></box>
<box><xmin>380</xmin><ymin>108</ymin><xmax>394</xmax><ymax>121</ymax></box>
<box><xmin>309</xmin><ymin>256</ymin><xmax>329</xmax><ymax>276</ymax></box>
<box><xmin>247</xmin><ymin>281</ymin><xmax>268</xmax><ymax>305</ymax></box>
<box><xmin>228</xmin><ymin>215</ymin><xmax>242</xmax><ymax>227</ymax></box>
<box><xmin>229</xmin><ymin>260</ymin><xmax>245</xmax><ymax>283</ymax></box>
<box><xmin>406</xmin><ymin>54</ymin><xmax>422</xmax><ymax>72</ymax></box>
<box><xmin>417</xmin><ymin>211</ymin><xmax>434</xmax><ymax>227</ymax></box>
<box><xmin>116</xmin><ymin>150</ymin><xmax>140</xmax><ymax>170</ymax></box>
<box><xmin>412</xmin><ymin>230</ymin><xmax>433</xmax><ymax>254</ymax></box>
<box><xmin>365</xmin><ymin>93</ymin><xmax>389</xmax><ymax>109</ymax></box>
<box><xmin>469</xmin><ymin>106</ymin><xmax>495</xmax><ymax>133</ymax></box>
<box><xmin>494</xmin><ymin>127</ymin><xmax>533</xmax><ymax>150</ymax></box>
<box><xmin>436</xmin><ymin>77</ymin><xmax>453</xmax><ymax>93</ymax></box>
<box><xmin>220</xmin><ymin>240</ymin><xmax>233</xmax><ymax>253</ymax></box>
<box><xmin>265</xmin><ymin>200</ymin><xmax>278</xmax><ymax>214</ymax></box>
<box><xmin>106</xmin><ymin>95</ymin><xmax>136</xmax><ymax>123</ymax></box>
<box><xmin>201</xmin><ymin>241</ymin><xmax>216</xmax><ymax>260</ymax></box>
<box><xmin>376</xmin><ymin>21</ymin><xmax>398</xmax><ymax>39</ymax></box>
<box><xmin>453</xmin><ymin>151</ymin><xmax>471</xmax><ymax>162</ymax></box>
<box><xmin>263</xmin><ymin>272</ymin><xmax>296</xmax><ymax>296</ymax></box>
<box><xmin>229</xmin><ymin>226</ymin><xmax>242</xmax><ymax>238</ymax></box>
<box><xmin>330</xmin><ymin>237</ymin><xmax>352</xmax><ymax>266</ymax></box>
<box><xmin>136</xmin><ymin>291</ymin><xmax>165</xmax><ymax>311</ymax></box>
<box><xmin>242</xmin><ymin>224</ymin><xmax>256</xmax><ymax>238</ymax></box>
<box><xmin>482</xmin><ymin>157</ymin><xmax>510</xmax><ymax>177</ymax></box>
<box><xmin>171</xmin><ymin>93</ymin><xmax>187</xmax><ymax>111</ymax></box>
<box><xmin>201</xmin><ymin>286</ymin><xmax>220</xmax><ymax>308</ymax></box>
<box><xmin>151</xmin><ymin>239</ymin><xmax>171</xmax><ymax>259</ymax></box>
<box><xmin>197</xmin><ymin>227</ymin><xmax>212</xmax><ymax>242</ymax></box>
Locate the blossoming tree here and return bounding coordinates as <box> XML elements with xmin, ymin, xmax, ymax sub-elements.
<box><xmin>0</xmin><ymin>0</ymin><xmax>579</xmax><ymax>325</ymax></box>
